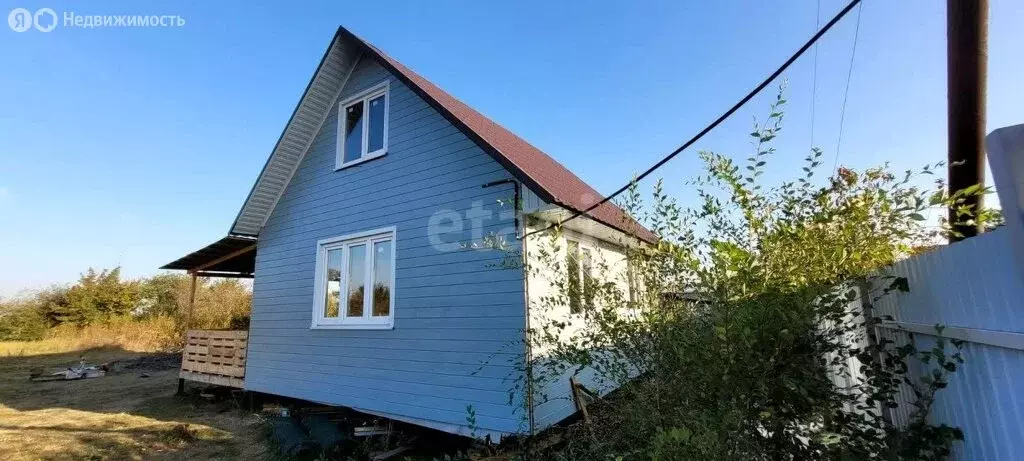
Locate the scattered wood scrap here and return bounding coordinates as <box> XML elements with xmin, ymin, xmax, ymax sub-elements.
<box><xmin>354</xmin><ymin>424</ymin><xmax>392</xmax><ymax>437</ymax></box>
<box><xmin>569</xmin><ymin>376</ymin><xmax>599</xmax><ymax>423</ymax></box>
<box><xmin>29</xmin><ymin>360</ymin><xmax>107</xmax><ymax>382</ymax></box>
<box><xmin>27</xmin><ymin>354</ymin><xmax>180</xmax><ymax>383</ymax></box>
<box><xmin>370</xmin><ymin>446</ymin><xmax>411</xmax><ymax>460</ymax></box>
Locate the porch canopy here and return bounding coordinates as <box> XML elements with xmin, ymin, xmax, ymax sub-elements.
<box><xmin>163</xmin><ymin>237</ymin><xmax>256</xmax><ymax>394</ymax></box>
<box><xmin>161</xmin><ymin>235</ymin><xmax>257</xmax><ymax>278</ymax></box>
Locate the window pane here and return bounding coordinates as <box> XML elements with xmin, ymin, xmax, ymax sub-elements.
<box><xmin>566</xmin><ymin>240</ymin><xmax>581</xmax><ymax>314</ymax></box>
<box><xmin>343</xmin><ymin>101</ymin><xmax>364</xmax><ymax>163</ymax></box>
<box><xmin>371</xmin><ymin>239</ymin><xmax>393</xmax><ymax>317</ymax></box>
<box><xmin>581</xmin><ymin>248</ymin><xmax>594</xmax><ymax>309</ymax></box>
<box><xmin>627</xmin><ymin>262</ymin><xmax>637</xmax><ymax>306</ymax></box>
<box><xmin>324</xmin><ymin>249</ymin><xmax>342</xmax><ymax>318</ymax></box>
<box><xmin>346</xmin><ymin>244</ymin><xmax>366</xmax><ymax>317</ymax></box>
<box><xmin>367</xmin><ymin>95</ymin><xmax>386</xmax><ymax>153</ymax></box>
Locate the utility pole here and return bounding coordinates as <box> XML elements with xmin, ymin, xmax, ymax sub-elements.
<box><xmin>946</xmin><ymin>0</ymin><xmax>988</xmax><ymax>241</ymax></box>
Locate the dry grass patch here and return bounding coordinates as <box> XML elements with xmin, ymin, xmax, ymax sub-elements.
<box><xmin>0</xmin><ymin>346</ymin><xmax>270</xmax><ymax>460</ymax></box>
<box><xmin>0</xmin><ymin>317</ymin><xmax>180</xmax><ymax>357</ymax></box>
<box><xmin>0</xmin><ymin>407</ymin><xmax>236</xmax><ymax>460</ymax></box>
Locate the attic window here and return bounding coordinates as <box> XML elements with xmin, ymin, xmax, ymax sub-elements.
<box><xmin>336</xmin><ymin>81</ymin><xmax>389</xmax><ymax>170</ymax></box>
<box><xmin>312</xmin><ymin>227</ymin><xmax>396</xmax><ymax>329</ymax></box>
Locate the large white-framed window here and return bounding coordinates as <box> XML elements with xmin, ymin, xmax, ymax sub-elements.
<box><xmin>312</xmin><ymin>226</ymin><xmax>396</xmax><ymax>329</ymax></box>
<box><xmin>336</xmin><ymin>81</ymin><xmax>390</xmax><ymax>170</ymax></box>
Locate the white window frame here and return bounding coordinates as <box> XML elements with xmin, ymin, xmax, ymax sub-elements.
<box><xmin>335</xmin><ymin>80</ymin><xmax>390</xmax><ymax>170</ymax></box>
<box><xmin>311</xmin><ymin>226</ymin><xmax>397</xmax><ymax>330</ymax></box>
<box><xmin>566</xmin><ymin>236</ymin><xmax>597</xmax><ymax>315</ymax></box>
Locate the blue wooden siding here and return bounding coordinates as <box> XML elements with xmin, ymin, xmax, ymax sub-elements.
<box><xmin>245</xmin><ymin>56</ymin><xmax>528</xmax><ymax>436</ymax></box>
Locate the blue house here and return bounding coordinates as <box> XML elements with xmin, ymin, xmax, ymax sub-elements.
<box><xmin>163</xmin><ymin>26</ymin><xmax>655</xmax><ymax>439</ymax></box>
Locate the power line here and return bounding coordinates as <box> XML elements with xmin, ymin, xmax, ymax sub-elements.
<box><xmin>523</xmin><ymin>0</ymin><xmax>864</xmax><ymax>240</ymax></box>
<box><xmin>810</xmin><ymin>0</ymin><xmax>822</xmax><ymax>147</ymax></box>
<box><xmin>832</xmin><ymin>2</ymin><xmax>864</xmax><ymax>173</ymax></box>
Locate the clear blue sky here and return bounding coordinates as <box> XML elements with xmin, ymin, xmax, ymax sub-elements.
<box><xmin>1</xmin><ymin>0</ymin><xmax>1022</xmax><ymax>296</ymax></box>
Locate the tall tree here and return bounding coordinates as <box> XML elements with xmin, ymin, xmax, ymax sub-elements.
<box><xmin>57</xmin><ymin>267</ymin><xmax>140</xmax><ymax>325</ymax></box>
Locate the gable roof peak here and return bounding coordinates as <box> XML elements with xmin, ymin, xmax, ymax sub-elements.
<box><xmin>230</xmin><ymin>26</ymin><xmax>654</xmax><ymax>243</ymax></box>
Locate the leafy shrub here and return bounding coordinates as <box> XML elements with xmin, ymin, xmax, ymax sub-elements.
<box><xmin>517</xmin><ymin>88</ymin><xmax>989</xmax><ymax>460</ymax></box>
<box><xmin>0</xmin><ymin>267</ymin><xmax>252</xmax><ymax>346</ymax></box>
<box><xmin>0</xmin><ymin>299</ymin><xmax>48</xmax><ymax>341</ymax></box>
<box><xmin>138</xmin><ymin>273</ymin><xmax>251</xmax><ymax>331</ymax></box>
<box><xmin>59</xmin><ymin>267</ymin><xmax>140</xmax><ymax>325</ymax></box>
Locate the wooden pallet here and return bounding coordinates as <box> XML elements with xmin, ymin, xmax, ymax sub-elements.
<box><xmin>180</xmin><ymin>329</ymin><xmax>248</xmax><ymax>388</ymax></box>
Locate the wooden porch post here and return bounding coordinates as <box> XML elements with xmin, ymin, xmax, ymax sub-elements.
<box><xmin>185</xmin><ymin>272</ymin><xmax>198</xmax><ymax>331</ymax></box>
<box><xmin>178</xmin><ymin>272</ymin><xmax>199</xmax><ymax>396</ymax></box>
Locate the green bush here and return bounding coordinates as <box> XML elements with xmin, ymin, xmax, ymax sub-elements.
<box><xmin>518</xmin><ymin>88</ymin><xmax>988</xmax><ymax>460</ymax></box>
<box><xmin>1</xmin><ymin>267</ymin><xmax>252</xmax><ymax>344</ymax></box>
<box><xmin>0</xmin><ymin>300</ymin><xmax>48</xmax><ymax>341</ymax></box>
<box><xmin>57</xmin><ymin>267</ymin><xmax>140</xmax><ymax>325</ymax></box>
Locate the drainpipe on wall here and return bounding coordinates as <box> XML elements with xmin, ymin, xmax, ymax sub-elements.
<box><xmin>481</xmin><ymin>179</ymin><xmax>535</xmax><ymax>436</ymax></box>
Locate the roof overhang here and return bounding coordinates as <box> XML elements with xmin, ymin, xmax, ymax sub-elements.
<box><xmin>227</xmin><ymin>26</ymin><xmax>656</xmax><ymax>243</ymax></box>
<box><xmin>161</xmin><ymin>235</ymin><xmax>257</xmax><ymax>278</ymax></box>
<box><xmin>229</xmin><ymin>28</ymin><xmax>361</xmax><ymax>236</ymax></box>
<box><xmin>528</xmin><ymin>206</ymin><xmax>647</xmax><ymax>248</ymax></box>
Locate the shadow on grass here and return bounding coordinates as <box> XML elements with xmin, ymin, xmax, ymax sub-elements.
<box><xmin>0</xmin><ymin>346</ymin><xmax>269</xmax><ymax>460</ymax></box>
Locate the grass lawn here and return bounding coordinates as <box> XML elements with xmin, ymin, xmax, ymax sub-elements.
<box><xmin>0</xmin><ymin>345</ymin><xmax>271</xmax><ymax>460</ymax></box>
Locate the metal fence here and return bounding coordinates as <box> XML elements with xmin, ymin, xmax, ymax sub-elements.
<box><xmin>868</xmin><ymin>226</ymin><xmax>1024</xmax><ymax>460</ymax></box>
<box><xmin>850</xmin><ymin>123</ymin><xmax>1024</xmax><ymax>460</ymax></box>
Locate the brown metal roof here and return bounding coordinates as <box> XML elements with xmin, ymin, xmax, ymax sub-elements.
<box><xmin>342</xmin><ymin>28</ymin><xmax>656</xmax><ymax>243</ymax></box>
<box><xmin>220</xmin><ymin>25</ymin><xmax>655</xmax><ymax>248</ymax></box>
<box><xmin>161</xmin><ymin>235</ymin><xmax>257</xmax><ymax>275</ymax></box>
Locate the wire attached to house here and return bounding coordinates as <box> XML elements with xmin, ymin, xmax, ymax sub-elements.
<box><xmin>832</xmin><ymin>2</ymin><xmax>865</xmax><ymax>173</ymax></box>
<box><xmin>522</xmin><ymin>0</ymin><xmax>864</xmax><ymax>240</ymax></box>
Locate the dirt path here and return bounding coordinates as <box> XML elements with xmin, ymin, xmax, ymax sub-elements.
<box><xmin>0</xmin><ymin>346</ymin><xmax>271</xmax><ymax>460</ymax></box>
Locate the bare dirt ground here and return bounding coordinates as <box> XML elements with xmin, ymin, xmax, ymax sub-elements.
<box><xmin>0</xmin><ymin>346</ymin><xmax>271</xmax><ymax>460</ymax></box>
